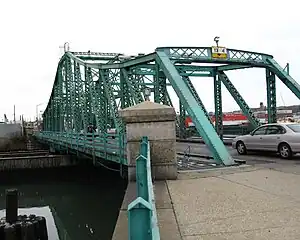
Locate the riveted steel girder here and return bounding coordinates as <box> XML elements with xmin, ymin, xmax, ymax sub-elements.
<box><xmin>266</xmin><ymin>69</ymin><xmax>277</xmax><ymax>123</ymax></box>
<box><xmin>40</xmin><ymin>46</ymin><xmax>300</xmax><ymax>167</ymax></box>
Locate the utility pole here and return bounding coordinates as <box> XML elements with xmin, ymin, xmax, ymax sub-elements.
<box><xmin>13</xmin><ymin>105</ymin><xmax>16</xmax><ymax>123</ymax></box>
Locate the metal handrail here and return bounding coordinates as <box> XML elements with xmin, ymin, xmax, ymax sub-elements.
<box><xmin>34</xmin><ymin>131</ymin><xmax>126</xmax><ymax>164</ymax></box>
<box><xmin>127</xmin><ymin>136</ymin><xmax>160</xmax><ymax>240</ymax></box>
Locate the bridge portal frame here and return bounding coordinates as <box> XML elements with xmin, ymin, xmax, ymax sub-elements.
<box><xmin>40</xmin><ymin>46</ymin><xmax>300</xmax><ymax>167</ymax></box>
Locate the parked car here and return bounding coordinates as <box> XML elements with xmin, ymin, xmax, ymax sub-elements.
<box><xmin>232</xmin><ymin>123</ymin><xmax>300</xmax><ymax>159</ymax></box>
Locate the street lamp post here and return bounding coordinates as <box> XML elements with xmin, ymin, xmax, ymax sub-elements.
<box><xmin>36</xmin><ymin>103</ymin><xmax>45</xmax><ymax>121</ymax></box>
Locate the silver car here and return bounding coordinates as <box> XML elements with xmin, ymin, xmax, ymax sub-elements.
<box><xmin>232</xmin><ymin>123</ymin><xmax>300</xmax><ymax>159</ymax></box>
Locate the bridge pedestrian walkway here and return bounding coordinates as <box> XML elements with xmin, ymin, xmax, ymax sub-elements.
<box><xmin>114</xmin><ymin>163</ymin><xmax>300</xmax><ymax>240</ymax></box>
<box><xmin>170</xmin><ymin>165</ymin><xmax>300</xmax><ymax>239</ymax></box>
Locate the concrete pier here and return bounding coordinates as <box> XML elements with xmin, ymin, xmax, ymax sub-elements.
<box><xmin>113</xmin><ymin>101</ymin><xmax>179</xmax><ymax>239</ymax></box>
<box><xmin>119</xmin><ymin>101</ymin><xmax>178</xmax><ymax>181</ymax></box>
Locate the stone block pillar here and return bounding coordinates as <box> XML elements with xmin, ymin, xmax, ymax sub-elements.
<box><xmin>119</xmin><ymin>101</ymin><xmax>177</xmax><ymax>181</ymax></box>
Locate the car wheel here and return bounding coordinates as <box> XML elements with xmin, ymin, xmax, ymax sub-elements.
<box><xmin>278</xmin><ymin>143</ymin><xmax>292</xmax><ymax>159</ymax></box>
<box><xmin>236</xmin><ymin>141</ymin><xmax>247</xmax><ymax>155</ymax></box>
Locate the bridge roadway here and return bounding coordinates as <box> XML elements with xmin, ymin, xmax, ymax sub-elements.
<box><xmin>176</xmin><ymin>140</ymin><xmax>298</xmax><ymax>169</ymax></box>
<box><xmin>98</xmin><ymin>136</ymin><xmax>290</xmax><ymax>169</ymax></box>
<box><xmin>114</xmin><ymin>140</ymin><xmax>300</xmax><ymax>240</ymax></box>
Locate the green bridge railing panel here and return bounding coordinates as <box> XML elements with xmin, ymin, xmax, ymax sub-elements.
<box><xmin>128</xmin><ymin>136</ymin><xmax>160</xmax><ymax>240</ymax></box>
<box><xmin>35</xmin><ymin>131</ymin><xmax>127</xmax><ymax>165</ymax></box>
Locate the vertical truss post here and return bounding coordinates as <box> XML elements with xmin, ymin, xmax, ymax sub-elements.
<box><xmin>45</xmin><ymin>110</ymin><xmax>49</xmax><ymax>131</ymax></box>
<box><xmin>50</xmin><ymin>98</ymin><xmax>54</xmax><ymax>131</ymax></box>
<box><xmin>53</xmin><ymin>84</ymin><xmax>59</xmax><ymax>132</ymax></box>
<box><xmin>101</xmin><ymin>69</ymin><xmax>125</xmax><ymax>165</ymax></box>
<box><xmin>154</xmin><ymin>63</ymin><xmax>168</xmax><ymax>104</ymax></box>
<box><xmin>98</xmin><ymin>70</ymin><xmax>108</xmax><ymax>133</ymax></box>
<box><xmin>57</xmin><ymin>68</ymin><xmax>63</xmax><ymax>132</ymax></box>
<box><xmin>84</xmin><ymin>67</ymin><xmax>93</xmax><ymax>128</ymax></box>
<box><xmin>73</xmin><ymin>63</ymin><xmax>83</xmax><ymax>132</ymax></box>
<box><xmin>100</xmin><ymin>70</ymin><xmax>123</xmax><ymax>134</ymax></box>
<box><xmin>58</xmin><ymin>67</ymin><xmax>65</xmax><ymax>132</ymax></box>
<box><xmin>64</xmin><ymin>58</ymin><xmax>74</xmax><ymax>132</ymax></box>
<box><xmin>214</xmin><ymin>74</ymin><xmax>223</xmax><ymax>139</ymax></box>
<box><xmin>121</xmin><ymin>69</ymin><xmax>142</xmax><ymax>105</ymax></box>
<box><xmin>266</xmin><ymin>69</ymin><xmax>277</xmax><ymax>123</ymax></box>
<box><xmin>42</xmin><ymin>116</ymin><xmax>46</xmax><ymax>131</ymax></box>
<box><xmin>179</xmin><ymin>101</ymin><xmax>187</xmax><ymax>139</ymax></box>
<box><xmin>62</xmin><ymin>61</ymin><xmax>68</xmax><ymax>132</ymax></box>
<box><xmin>136</xmin><ymin>75</ymin><xmax>146</xmax><ymax>100</ymax></box>
<box><xmin>120</xmin><ymin>70</ymin><xmax>126</xmax><ymax>109</ymax></box>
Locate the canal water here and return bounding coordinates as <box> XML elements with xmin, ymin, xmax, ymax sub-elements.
<box><xmin>0</xmin><ymin>163</ymin><xmax>127</xmax><ymax>240</ymax></box>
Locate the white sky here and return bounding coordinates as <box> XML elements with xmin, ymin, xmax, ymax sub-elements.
<box><xmin>0</xmin><ymin>0</ymin><xmax>299</xmax><ymax>121</ymax></box>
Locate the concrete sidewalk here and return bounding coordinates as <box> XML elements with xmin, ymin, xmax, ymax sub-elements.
<box><xmin>113</xmin><ymin>163</ymin><xmax>300</xmax><ymax>239</ymax></box>
<box><xmin>166</xmin><ymin>166</ymin><xmax>300</xmax><ymax>239</ymax></box>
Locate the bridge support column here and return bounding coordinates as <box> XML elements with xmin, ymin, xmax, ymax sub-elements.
<box><xmin>119</xmin><ymin>101</ymin><xmax>177</xmax><ymax>181</ymax></box>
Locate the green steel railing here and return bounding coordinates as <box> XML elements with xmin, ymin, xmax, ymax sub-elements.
<box><xmin>128</xmin><ymin>136</ymin><xmax>160</xmax><ymax>240</ymax></box>
<box><xmin>35</xmin><ymin>131</ymin><xmax>126</xmax><ymax>164</ymax></box>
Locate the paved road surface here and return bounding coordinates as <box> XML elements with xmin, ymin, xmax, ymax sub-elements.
<box><xmin>176</xmin><ymin>141</ymin><xmax>300</xmax><ymax>170</ymax></box>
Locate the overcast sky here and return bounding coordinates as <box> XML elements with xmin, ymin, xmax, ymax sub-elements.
<box><xmin>0</xmin><ymin>0</ymin><xmax>299</xmax><ymax>121</ymax></box>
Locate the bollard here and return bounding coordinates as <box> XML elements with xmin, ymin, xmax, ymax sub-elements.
<box><xmin>6</xmin><ymin>189</ymin><xmax>18</xmax><ymax>224</ymax></box>
<box><xmin>37</xmin><ymin>216</ymin><xmax>48</xmax><ymax>240</ymax></box>
<box><xmin>1</xmin><ymin>189</ymin><xmax>49</xmax><ymax>240</ymax></box>
<box><xmin>21</xmin><ymin>221</ymin><xmax>36</xmax><ymax>239</ymax></box>
<box><xmin>14</xmin><ymin>222</ymin><xmax>22</xmax><ymax>239</ymax></box>
<box><xmin>0</xmin><ymin>224</ymin><xmax>5</xmax><ymax>240</ymax></box>
<box><xmin>3</xmin><ymin>225</ymin><xmax>16</xmax><ymax>240</ymax></box>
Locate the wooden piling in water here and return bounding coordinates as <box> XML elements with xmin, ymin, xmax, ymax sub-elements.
<box><xmin>6</xmin><ymin>189</ymin><xmax>18</xmax><ymax>224</ymax></box>
<box><xmin>0</xmin><ymin>189</ymin><xmax>49</xmax><ymax>240</ymax></box>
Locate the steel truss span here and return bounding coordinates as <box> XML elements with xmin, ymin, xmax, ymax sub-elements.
<box><xmin>39</xmin><ymin>46</ymin><xmax>300</xmax><ymax>166</ymax></box>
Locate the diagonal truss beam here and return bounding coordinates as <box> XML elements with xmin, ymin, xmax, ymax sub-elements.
<box><xmin>156</xmin><ymin>51</ymin><xmax>234</xmax><ymax>166</ymax></box>
<box><xmin>218</xmin><ymin>71</ymin><xmax>261</xmax><ymax>128</ymax></box>
<box><xmin>121</xmin><ymin>69</ymin><xmax>144</xmax><ymax>104</ymax></box>
<box><xmin>267</xmin><ymin>58</ymin><xmax>300</xmax><ymax>100</ymax></box>
<box><xmin>182</xmin><ymin>75</ymin><xmax>213</xmax><ymax>126</ymax></box>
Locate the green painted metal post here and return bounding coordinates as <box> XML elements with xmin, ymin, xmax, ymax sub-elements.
<box><xmin>136</xmin><ymin>155</ymin><xmax>148</xmax><ymax>201</ymax></box>
<box><xmin>214</xmin><ymin>74</ymin><xmax>223</xmax><ymax>139</ymax></box>
<box><xmin>154</xmin><ymin>63</ymin><xmax>168</xmax><ymax>104</ymax></box>
<box><xmin>179</xmin><ymin>101</ymin><xmax>187</xmax><ymax>139</ymax></box>
<box><xmin>266</xmin><ymin>69</ymin><xmax>277</xmax><ymax>123</ymax></box>
<box><xmin>128</xmin><ymin>197</ymin><xmax>152</xmax><ymax>240</ymax></box>
<box><xmin>120</xmin><ymin>69</ymin><xmax>127</xmax><ymax>108</ymax></box>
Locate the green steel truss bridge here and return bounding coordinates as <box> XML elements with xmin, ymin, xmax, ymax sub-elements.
<box><xmin>37</xmin><ymin>46</ymin><xmax>300</xmax><ymax>167</ymax></box>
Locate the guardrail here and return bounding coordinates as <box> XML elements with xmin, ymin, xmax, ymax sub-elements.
<box><xmin>34</xmin><ymin>131</ymin><xmax>126</xmax><ymax>164</ymax></box>
<box><xmin>127</xmin><ymin>136</ymin><xmax>160</xmax><ymax>240</ymax></box>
